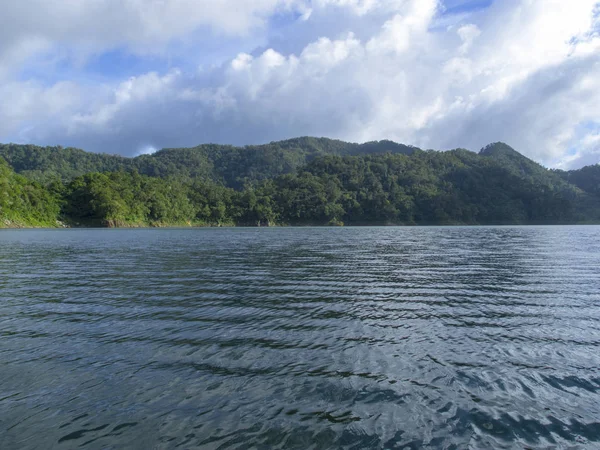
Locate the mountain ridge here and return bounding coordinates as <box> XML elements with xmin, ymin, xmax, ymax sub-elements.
<box><xmin>0</xmin><ymin>137</ymin><xmax>419</xmax><ymax>188</ymax></box>
<box><xmin>1</xmin><ymin>137</ymin><xmax>595</xmax><ymax>187</ymax></box>
<box><xmin>2</xmin><ymin>138</ymin><xmax>600</xmax><ymax>228</ymax></box>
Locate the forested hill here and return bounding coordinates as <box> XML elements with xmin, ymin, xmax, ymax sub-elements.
<box><xmin>0</xmin><ymin>157</ymin><xmax>61</xmax><ymax>228</ymax></box>
<box><xmin>557</xmin><ymin>164</ymin><xmax>600</xmax><ymax>197</ymax></box>
<box><xmin>1</xmin><ymin>139</ymin><xmax>600</xmax><ymax>228</ymax></box>
<box><xmin>0</xmin><ymin>137</ymin><xmax>418</xmax><ymax>188</ymax></box>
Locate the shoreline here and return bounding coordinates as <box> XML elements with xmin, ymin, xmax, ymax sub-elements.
<box><xmin>3</xmin><ymin>222</ymin><xmax>600</xmax><ymax>230</ymax></box>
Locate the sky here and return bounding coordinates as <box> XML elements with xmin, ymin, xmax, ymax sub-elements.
<box><xmin>0</xmin><ymin>0</ymin><xmax>599</xmax><ymax>168</ymax></box>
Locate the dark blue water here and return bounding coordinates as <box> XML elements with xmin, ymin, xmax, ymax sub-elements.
<box><xmin>1</xmin><ymin>227</ymin><xmax>600</xmax><ymax>449</ymax></box>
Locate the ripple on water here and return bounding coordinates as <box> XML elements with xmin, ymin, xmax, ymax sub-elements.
<box><xmin>1</xmin><ymin>226</ymin><xmax>600</xmax><ymax>449</ymax></box>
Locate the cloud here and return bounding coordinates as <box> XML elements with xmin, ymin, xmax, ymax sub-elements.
<box><xmin>457</xmin><ymin>24</ymin><xmax>480</xmax><ymax>54</ymax></box>
<box><xmin>0</xmin><ymin>0</ymin><xmax>599</xmax><ymax>169</ymax></box>
<box><xmin>0</xmin><ymin>0</ymin><xmax>308</xmax><ymax>79</ymax></box>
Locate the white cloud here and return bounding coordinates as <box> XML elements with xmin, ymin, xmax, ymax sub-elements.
<box><xmin>457</xmin><ymin>24</ymin><xmax>480</xmax><ymax>54</ymax></box>
<box><xmin>1</xmin><ymin>0</ymin><xmax>600</xmax><ymax>169</ymax></box>
<box><xmin>0</xmin><ymin>0</ymin><xmax>310</xmax><ymax>79</ymax></box>
<box><xmin>0</xmin><ymin>80</ymin><xmax>84</xmax><ymax>137</ymax></box>
<box><xmin>556</xmin><ymin>132</ymin><xmax>600</xmax><ymax>170</ymax></box>
<box><xmin>136</xmin><ymin>145</ymin><xmax>158</xmax><ymax>156</ymax></box>
<box><xmin>311</xmin><ymin>0</ymin><xmax>417</xmax><ymax>16</ymax></box>
<box><xmin>300</xmin><ymin>34</ymin><xmax>362</xmax><ymax>72</ymax></box>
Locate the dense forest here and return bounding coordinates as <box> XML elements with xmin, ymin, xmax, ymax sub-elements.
<box><xmin>0</xmin><ymin>157</ymin><xmax>61</xmax><ymax>227</ymax></box>
<box><xmin>1</xmin><ymin>139</ymin><xmax>599</xmax><ymax>228</ymax></box>
<box><xmin>0</xmin><ymin>138</ymin><xmax>417</xmax><ymax>188</ymax></box>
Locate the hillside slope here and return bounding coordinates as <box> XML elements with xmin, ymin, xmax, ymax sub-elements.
<box><xmin>0</xmin><ymin>138</ymin><xmax>418</xmax><ymax>188</ymax></box>
<box><xmin>0</xmin><ymin>157</ymin><xmax>61</xmax><ymax>228</ymax></box>
<box><xmin>1</xmin><ymin>139</ymin><xmax>600</xmax><ymax>227</ymax></box>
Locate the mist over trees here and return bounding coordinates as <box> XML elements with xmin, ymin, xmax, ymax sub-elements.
<box><xmin>1</xmin><ymin>139</ymin><xmax>599</xmax><ymax>228</ymax></box>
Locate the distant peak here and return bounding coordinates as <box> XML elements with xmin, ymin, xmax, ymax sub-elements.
<box><xmin>478</xmin><ymin>142</ymin><xmax>519</xmax><ymax>156</ymax></box>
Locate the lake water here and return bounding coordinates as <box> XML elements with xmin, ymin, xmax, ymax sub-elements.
<box><xmin>1</xmin><ymin>227</ymin><xmax>600</xmax><ymax>449</ymax></box>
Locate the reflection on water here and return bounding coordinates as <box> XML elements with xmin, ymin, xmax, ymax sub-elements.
<box><xmin>1</xmin><ymin>227</ymin><xmax>600</xmax><ymax>449</ymax></box>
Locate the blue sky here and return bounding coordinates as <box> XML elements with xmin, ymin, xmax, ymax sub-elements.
<box><xmin>0</xmin><ymin>0</ymin><xmax>599</xmax><ymax>168</ymax></box>
<box><xmin>442</xmin><ymin>0</ymin><xmax>493</xmax><ymax>14</ymax></box>
<box><xmin>21</xmin><ymin>1</ymin><xmax>489</xmax><ymax>84</ymax></box>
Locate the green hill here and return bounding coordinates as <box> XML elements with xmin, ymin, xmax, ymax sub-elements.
<box><xmin>480</xmin><ymin>142</ymin><xmax>570</xmax><ymax>187</ymax></box>
<box><xmin>557</xmin><ymin>164</ymin><xmax>600</xmax><ymax>197</ymax></box>
<box><xmin>0</xmin><ymin>157</ymin><xmax>62</xmax><ymax>228</ymax></box>
<box><xmin>0</xmin><ymin>137</ymin><xmax>418</xmax><ymax>189</ymax></box>
<box><xmin>1</xmin><ymin>139</ymin><xmax>599</xmax><ymax>227</ymax></box>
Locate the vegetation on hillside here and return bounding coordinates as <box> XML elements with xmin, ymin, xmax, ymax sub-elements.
<box><xmin>557</xmin><ymin>164</ymin><xmax>600</xmax><ymax>197</ymax></box>
<box><xmin>1</xmin><ymin>140</ymin><xmax>599</xmax><ymax>228</ymax></box>
<box><xmin>0</xmin><ymin>138</ymin><xmax>418</xmax><ymax>188</ymax></box>
<box><xmin>0</xmin><ymin>157</ymin><xmax>61</xmax><ymax>228</ymax></box>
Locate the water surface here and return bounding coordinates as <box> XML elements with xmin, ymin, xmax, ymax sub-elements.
<box><xmin>1</xmin><ymin>227</ymin><xmax>600</xmax><ymax>449</ymax></box>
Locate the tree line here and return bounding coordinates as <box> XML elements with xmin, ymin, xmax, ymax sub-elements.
<box><xmin>1</xmin><ymin>141</ymin><xmax>600</xmax><ymax>228</ymax></box>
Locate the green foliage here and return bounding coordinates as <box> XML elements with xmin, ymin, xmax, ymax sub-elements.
<box><xmin>64</xmin><ymin>171</ymin><xmax>197</xmax><ymax>227</ymax></box>
<box><xmin>0</xmin><ymin>137</ymin><xmax>419</xmax><ymax>188</ymax></box>
<box><xmin>557</xmin><ymin>164</ymin><xmax>600</xmax><ymax>197</ymax></box>
<box><xmin>555</xmin><ymin>164</ymin><xmax>600</xmax><ymax>222</ymax></box>
<box><xmin>0</xmin><ymin>157</ymin><xmax>61</xmax><ymax>227</ymax></box>
<box><xmin>250</xmin><ymin>148</ymin><xmax>600</xmax><ymax>225</ymax></box>
<box><xmin>0</xmin><ymin>144</ymin><xmax>131</xmax><ymax>183</ymax></box>
<box><xmin>1</xmin><ymin>140</ymin><xmax>599</xmax><ymax>228</ymax></box>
